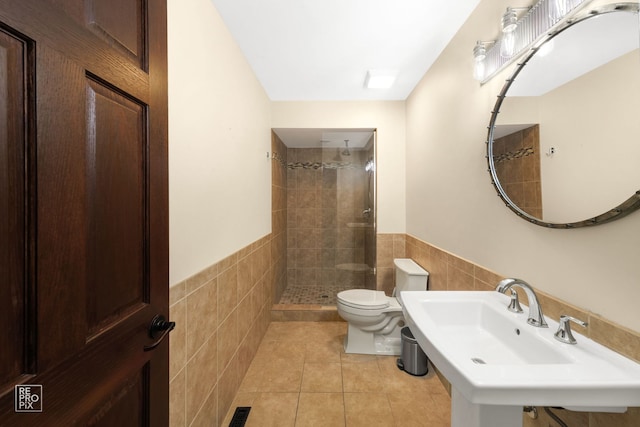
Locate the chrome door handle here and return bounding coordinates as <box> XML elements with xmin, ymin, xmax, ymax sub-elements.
<box><xmin>143</xmin><ymin>314</ymin><xmax>175</xmax><ymax>351</ymax></box>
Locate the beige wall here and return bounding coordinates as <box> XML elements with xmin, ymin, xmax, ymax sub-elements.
<box><xmin>539</xmin><ymin>50</ymin><xmax>640</xmax><ymax>221</ymax></box>
<box><xmin>168</xmin><ymin>0</ymin><xmax>272</xmax><ymax>285</ymax></box>
<box><xmin>271</xmin><ymin>101</ymin><xmax>406</xmax><ymax>235</ymax></box>
<box><xmin>406</xmin><ymin>0</ymin><xmax>640</xmax><ymax>332</ymax></box>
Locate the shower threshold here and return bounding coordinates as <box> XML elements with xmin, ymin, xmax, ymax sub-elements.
<box><xmin>271</xmin><ymin>303</ymin><xmax>343</xmax><ymax>322</ymax></box>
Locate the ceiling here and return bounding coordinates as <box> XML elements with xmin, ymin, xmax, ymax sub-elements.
<box><xmin>210</xmin><ymin>0</ymin><xmax>481</xmax><ymax>101</ymax></box>
<box><xmin>272</xmin><ymin>128</ymin><xmax>374</xmax><ymax>149</ymax></box>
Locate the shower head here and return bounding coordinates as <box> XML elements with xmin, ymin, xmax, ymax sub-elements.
<box><xmin>342</xmin><ymin>140</ymin><xmax>351</xmax><ymax>156</ymax></box>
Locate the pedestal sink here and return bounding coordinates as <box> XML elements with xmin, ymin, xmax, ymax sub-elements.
<box><xmin>399</xmin><ymin>291</ymin><xmax>640</xmax><ymax>427</ymax></box>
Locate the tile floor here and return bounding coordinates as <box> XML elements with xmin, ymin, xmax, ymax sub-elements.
<box><xmin>222</xmin><ymin>321</ymin><xmax>451</xmax><ymax>426</ymax></box>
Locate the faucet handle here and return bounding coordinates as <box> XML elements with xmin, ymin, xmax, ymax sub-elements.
<box><xmin>507</xmin><ymin>289</ymin><xmax>523</xmax><ymax>313</ymax></box>
<box><xmin>554</xmin><ymin>315</ymin><xmax>588</xmax><ymax>345</ymax></box>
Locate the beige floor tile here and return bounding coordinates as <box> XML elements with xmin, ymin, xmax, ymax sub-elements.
<box><xmin>429</xmin><ymin>393</ymin><xmax>451</xmax><ymax>422</ymax></box>
<box><xmin>342</xmin><ymin>360</ymin><xmax>383</xmax><ymax>392</ymax></box>
<box><xmin>238</xmin><ymin>362</ymin><xmax>265</xmax><ymax>393</ymax></box>
<box><xmin>344</xmin><ymin>392</ymin><xmax>394</xmax><ymax>427</ymax></box>
<box><xmin>257</xmin><ymin>361</ymin><xmax>304</xmax><ymax>392</ymax></box>
<box><xmin>254</xmin><ymin>339</ymin><xmax>305</xmax><ymax>366</ymax></box>
<box><xmin>341</xmin><ymin>352</ymin><xmax>379</xmax><ymax>363</ymax></box>
<box><xmin>388</xmin><ymin>392</ymin><xmax>449</xmax><ymax>427</ymax></box>
<box><xmin>305</xmin><ymin>321</ymin><xmax>347</xmax><ymax>342</ymax></box>
<box><xmin>262</xmin><ymin>321</ymin><xmax>291</xmax><ymax>341</ymax></box>
<box><xmin>276</xmin><ymin>321</ymin><xmax>322</xmax><ymax>343</ymax></box>
<box><xmin>296</xmin><ymin>392</ymin><xmax>345</xmax><ymax>427</ymax></box>
<box><xmin>244</xmin><ymin>392</ymin><xmax>299</xmax><ymax>427</ymax></box>
<box><xmin>304</xmin><ymin>337</ymin><xmax>343</xmax><ymax>363</ymax></box>
<box><xmin>301</xmin><ymin>362</ymin><xmax>343</xmax><ymax>392</ymax></box>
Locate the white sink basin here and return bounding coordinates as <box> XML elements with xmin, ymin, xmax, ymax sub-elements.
<box><xmin>399</xmin><ymin>291</ymin><xmax>640</xmax><ymax>426</ymax></box>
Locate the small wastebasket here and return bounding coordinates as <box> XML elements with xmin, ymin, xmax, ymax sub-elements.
<box><xmin>397</xmin><ymin>326</ymin><xmax>428</xmax><ymax>376</ymax></box>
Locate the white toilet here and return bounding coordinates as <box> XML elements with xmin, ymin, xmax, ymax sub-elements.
<box><xmin>336</xmin><ymin>258</ymin><xmax>429</xmax><ymax>355</ymax></box>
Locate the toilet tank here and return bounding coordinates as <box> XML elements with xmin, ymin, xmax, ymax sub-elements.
<box><xmin>394</xmin><ymin>258</ymin><xmax>429</xmax><ymax>292</ymax></box>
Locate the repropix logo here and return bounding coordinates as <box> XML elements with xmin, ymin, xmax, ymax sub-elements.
<box><xmin>15</xmin><ymin>385</ymin><xmax>43</xmax><ymax>413</ymax></box>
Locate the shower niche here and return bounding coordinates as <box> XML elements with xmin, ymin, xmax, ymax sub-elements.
<box><xmin>271</xmin><ymin>128</ymin><xmax>377</xmax><ymax>306</ymax></box>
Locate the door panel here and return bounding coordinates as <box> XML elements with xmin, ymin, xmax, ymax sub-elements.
<box><xmin>0</xmin><ymin>0</ymin><xmax>168</xmax><ymax>425</ymax></box>
<box><xmin>0</xmin><ymin>26</ymin><xmax>28</xmax><ymax>392</ymax></box>
<box><xmin>86</xmin><ymin>78</ymin><xmax>147</xmax><ymax>338</ymax></box>
<box><xmin>86</xmin><ymin>0</ymin><xmax>147</xmax><ymax>67</ymax></box>
<box><xmin>88</xmin><ymin>366</ymin><xmax>148</xmax><ymax>426</ymax></box>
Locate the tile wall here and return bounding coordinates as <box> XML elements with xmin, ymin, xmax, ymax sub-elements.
<box><xmin>168</xmin><ymin>234</ymin><xmax>275</xmax><ymax>427</ymax></box>
<box><xmin>493</xmin><ymin>125</ymin><xmax>542</xmax><ymax>218</ymax></box>
<box><xmin>286</xmin><ymin>147</ymin><xmax>371</xmax><ymax>298</ymax></box>
<box><xmin>271</xmin><ymin>132</ymin><xmax>288</xmax><ymax>303</ymax></box>
<box><xmin>375</xmin><ymin>233</ymin><xmax>407</xmax><ymax>295</ymax></box>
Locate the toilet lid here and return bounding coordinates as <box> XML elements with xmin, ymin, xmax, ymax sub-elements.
<box><xmin>337</xmin><ymin>289</ymin><xmax>390</xmax><ymax>309</ymax></box>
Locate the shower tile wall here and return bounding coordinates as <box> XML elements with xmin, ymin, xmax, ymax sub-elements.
<box><xmin>271</xmin><ymin>133</ymin><xmax>288</xmax><ymax>303</ymax></box>
<box><xmin>493</xmin><ymin>125</ymin><xmax>542</xmax><ymax>218</ymax></box>
<box><xmin>283</xmin><ymin>147</ymin><xmax>371</xmax><ymax>304</ymax></box>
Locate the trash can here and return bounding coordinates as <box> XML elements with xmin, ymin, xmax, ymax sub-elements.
<box><xmin>397</xmin><ymin>326</ymin><xmax>428</xmax><ymax>376</ymax></box>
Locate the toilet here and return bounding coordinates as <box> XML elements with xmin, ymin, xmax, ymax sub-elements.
<box><xmin>337</xmin><ymin>258</ymin><xmax>429</xmax><ymax>355</ymax></box>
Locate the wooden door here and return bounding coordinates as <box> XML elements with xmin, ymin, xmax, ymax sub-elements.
<box><xmin>0</xmin><ymin>0</ymin><xmax>169</xmax><ymax>425</ymax></box>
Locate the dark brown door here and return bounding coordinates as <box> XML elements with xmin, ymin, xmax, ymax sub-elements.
<box><xmin>0</xmin><ymin>0</ymin><xmax>169</xmax><ymax>425</ymax></box>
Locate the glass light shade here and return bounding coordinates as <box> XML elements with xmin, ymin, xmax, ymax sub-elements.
<box><xmin>553</xmin><ymin>0</ymin><xmax>570</xmax><ymax>19</ymax></box>
<box><xmin>502</xmin><ymin>8</ymin><xmax>518</xmax><ymax>32</ymax></box>
<box><xmin>473</xmin><ymin>59</ymin><xmax>486</xmax><ymax>81</ymax></box>
<box><xmin>500</xmin><ymin>30</ymin><xmax>516</xmax><ymax>58</ymax></box>
<box><xmin>500</xmin><ymin>8</ymin><xmax>518</xmax><ymax>58</ymax></box>
<box><xmin>473</xmin><ymin>42</ymin><xmax>487</xmax><ymax>81</ymax></box>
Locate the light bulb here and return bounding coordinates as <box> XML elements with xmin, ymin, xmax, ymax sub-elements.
<box><xmin>500</xmin><ymin>30</ymin><xmax>516</xmax><ymax>58</ymax></box>
<box><xmin>473</xmin><ymin>42</ymin><xmax>487</xmax><ymax>81</ymax></box>
<box><xmin>473</xmin><ymin>59</ymin><xmax>486</xmax><ymax>81</ymax></box>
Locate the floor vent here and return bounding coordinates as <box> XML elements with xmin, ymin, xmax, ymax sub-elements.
<box><xmin>229</xmin><ymin>406</ymin><xmax>251</xmax><ymax>427</ymax></box>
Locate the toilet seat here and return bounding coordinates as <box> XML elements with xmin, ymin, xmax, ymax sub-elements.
<box><xmin>337</xmin><ymin>289</ymin><xmax>392</xmax><ymax>310</ymax></box>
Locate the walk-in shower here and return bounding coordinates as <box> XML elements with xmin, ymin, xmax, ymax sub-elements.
<box><xmin>271</xmin><ymin>128</ymin><xmax>377</xmax><ymax>306</ymax></box>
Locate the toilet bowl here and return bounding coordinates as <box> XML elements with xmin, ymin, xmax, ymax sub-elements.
<box><xmin>337</xmin><ymin>258</ymin><xmax>429</xmax><ymax>355</ymax></box>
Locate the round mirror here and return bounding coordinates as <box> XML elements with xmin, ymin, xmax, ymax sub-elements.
<box><xmin>487</xmin><ymin>3</ymin><xmax>640</xmax><ymax>228</ymax></box>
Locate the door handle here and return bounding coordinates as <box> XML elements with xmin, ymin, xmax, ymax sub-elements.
<box><xmin>143</xmin><ymin>314</ymin><xmax>175</xmax><ymax>351</ymax></box>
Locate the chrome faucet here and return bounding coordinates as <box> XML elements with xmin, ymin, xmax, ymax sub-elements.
<box><xmin>495</xmin><ymin>278</ymin><xmax>548</xmax><ymax>328</ymax></box>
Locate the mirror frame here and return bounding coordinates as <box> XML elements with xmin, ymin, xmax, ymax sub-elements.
<box><xmin>487</xmin><ymin>2</ymin><xmax>640</xmax><ymax>228</ymax></box>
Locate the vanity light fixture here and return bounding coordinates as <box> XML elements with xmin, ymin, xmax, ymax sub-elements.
<box><xmin>364</xmin><ymin>69</ymin><xmax>397</xmax><ymax>89</ymax></box>
<box><xmin>474</xmin><ymin>0</ymin><xmax>588</xmax><ymax>84</ymax></box>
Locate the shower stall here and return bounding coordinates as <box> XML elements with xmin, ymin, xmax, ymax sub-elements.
<box><xmin>272</xmin><ymin>128</ymin><xmax>377</xmax><ymax>306</ymax></box>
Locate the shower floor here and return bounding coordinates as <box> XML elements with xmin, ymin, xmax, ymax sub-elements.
<box><xmin>278</xmin><ymin>283</ymin><xmax>367</xmax><ymax>305</ymax></box>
